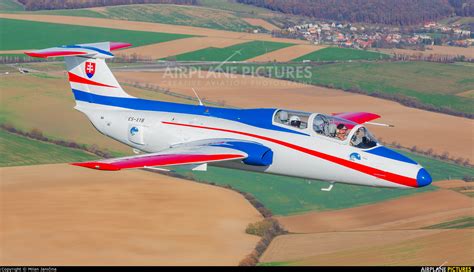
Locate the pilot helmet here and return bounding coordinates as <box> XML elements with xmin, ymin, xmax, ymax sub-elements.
<box><xmin>289</xmin><ymin>116</ymin><xmax>301</xmax><ymax>127</ymax></box>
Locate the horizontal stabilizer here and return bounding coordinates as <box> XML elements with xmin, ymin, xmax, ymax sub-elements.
<box><xmin>25</xmin><ymin>41</ymin><xmax>131</xmax><ymax>59</ymax></box>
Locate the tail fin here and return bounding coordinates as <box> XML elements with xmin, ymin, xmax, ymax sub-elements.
<box><xmin>25</xmin><ymin>42</ymin><xmax>133</xmax><ymax>102</ymax></box>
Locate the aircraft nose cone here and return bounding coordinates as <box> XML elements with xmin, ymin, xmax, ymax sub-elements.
<box><xmin>416</xmin><ymin>168</ymin><xmax>432</xmax><ymax>187</ymax></box>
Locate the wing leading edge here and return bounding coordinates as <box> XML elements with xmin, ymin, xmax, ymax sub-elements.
<box><xmin>72</xmin><ymin>145</ymin><xmax>247</xmax><ymax>171</ymax></box>
<box><xmin>72</xmin><ymin>139</ymin><xmax>275</xmax><ymax>171</ymax></box>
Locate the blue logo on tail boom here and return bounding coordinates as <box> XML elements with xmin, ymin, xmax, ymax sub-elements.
<box><xmin>130</xmin><ymin>126</ymin><xmax>139</xmax><ymax>136</ymax></box>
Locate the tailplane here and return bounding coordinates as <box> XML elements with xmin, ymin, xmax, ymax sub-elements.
<box><xmin>25</xmin><ymin>42</ymin><xmax>134</xmax><ymax>102</ymax></box>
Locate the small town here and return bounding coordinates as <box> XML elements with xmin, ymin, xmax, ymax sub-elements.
<box><xmin>274</xmin><ymin>19</ymin><xmax>473</xmax><ymax>49</ymax></box>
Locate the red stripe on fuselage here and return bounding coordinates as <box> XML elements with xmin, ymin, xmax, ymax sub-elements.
<box><xmin>162</xmin><ymin>121</ymin><xmax>418</xmax><ymax>187</ymax></box>
<box><xmin>68</xmin><ymin>72</ymin><xmax>117</xmax><ymax>88</ymax></box>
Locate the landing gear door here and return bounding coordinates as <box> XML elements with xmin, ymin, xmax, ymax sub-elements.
<box><xmin>128</xmin><ymin>124</ymin><xmax>145</xmax><ymax>145</ymax></box>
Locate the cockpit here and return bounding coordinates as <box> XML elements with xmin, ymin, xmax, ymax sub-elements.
<box><xmin>274</xmin><ymin>110</ymin><xmax>310</xmax><ymax>130</ymax></box>
<box><xmin>274</xmin><ymin>110</ymin><xmax>378</xmax><ymax>149</ymax></box>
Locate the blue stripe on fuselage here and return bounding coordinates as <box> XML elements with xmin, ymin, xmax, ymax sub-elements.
<box><xmin>364</xmin><ymin>146</ymin><xmax>417</xmax><ymax>165</ymax></box>
<box><xmin>72</xmin><ymin>89</ymin><xmax>309</xmax><ymax>136</ymax></box>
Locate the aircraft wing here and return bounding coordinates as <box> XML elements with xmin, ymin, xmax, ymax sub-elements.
<box><xmin>71</xmin><ymin>139</ymin><xmax>273</xmax><ymax>171</ymax></box>
<box><xmin>332</xmin><ymin>112</ymin><xmax>381</xmax><ymax>124</ymax></box>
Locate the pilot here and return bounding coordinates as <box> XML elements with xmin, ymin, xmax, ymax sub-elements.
<box><xmin>351</xmin><ymin>127</ymin><xmax>364</xmax><ymax>147</ymax></box>
<box><xmin>351</xmin><ymin>128</ymin><xmax>365</xmax><ymax>147</ymax></box>
<box><xmin>336</xmin><ymin>124</ymin><xmax>348</xmax><ymax>140</ymax></box>
<box><xmin>289</xmin><ymin>116</ymin><xmax>302</xmax><ymax>128</ymax></box>
<box><xmin>351</xmin><ymin>127</ymin><xmax>377</xmax><ymax>148</ymax></box>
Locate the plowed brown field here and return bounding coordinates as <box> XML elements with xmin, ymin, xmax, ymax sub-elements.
<box><xmin>0</xmin><ymin>164</ymin><xmax>261</xmax><ymax>265</ymax></box>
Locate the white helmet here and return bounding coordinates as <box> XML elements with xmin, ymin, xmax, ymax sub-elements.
<box><xmin>289</xmin><ymin>116</ymin><xmax>301</xmax><ymax>127</ymax></box>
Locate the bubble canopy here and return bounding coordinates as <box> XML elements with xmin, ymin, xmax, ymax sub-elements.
<box><xmin>273</xmin><ymin>110</ymin><xmax>378</xmax><ymax>149</ymax></box>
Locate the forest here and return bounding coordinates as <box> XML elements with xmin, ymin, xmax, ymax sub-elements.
<box><xmin>237</xmin><ymin>0</ymin><xmax>473</xmax><ymax>25</ymax></box>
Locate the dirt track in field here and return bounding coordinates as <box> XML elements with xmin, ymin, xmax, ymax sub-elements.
<box><xmin>114</xmin><ymin>71</ymin><xmax>474</xmax><ymax>161</ymax></box>
<box><xmin>0</xmin><ymin>13</ymin><xmax>307</xmax><ymax>45</ymax></box>
<box><xmin>0</xmin><ymin>164</ymin><xmax>261</xmax><ymax>265</ymax></box>
<box><xmin>247</xmin><ymin>44</ymin><xmax>325</xmax><ymax>62</ymax></box>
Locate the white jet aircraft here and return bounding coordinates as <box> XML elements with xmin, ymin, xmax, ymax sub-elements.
<box><xmin>26</xmin><ymin>42</ymin><xmax>432</xmax><ymax>190</ymax></box>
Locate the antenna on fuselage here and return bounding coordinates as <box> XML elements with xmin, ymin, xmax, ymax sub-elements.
<box><xmin>191</xmin><ymin>88</ymin><xmax>204</xmax><ymax>106</ymax></box>
<box><xmin>365</xmin><ymin>121</ymin><xmax>394</xmax><ymax>128</ymax></box>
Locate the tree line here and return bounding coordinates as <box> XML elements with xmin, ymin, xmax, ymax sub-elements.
<box><xmin>449</xmin><ymin>0</ymin><xmax>474</xmax><ymax>17</ymax></box>
<box><xmin>18</xmin><ymin>0</ymin><xmax>196</xmax><ymax>11</ymax></box>
<box><xmin>237</xmin><ymin>0</ymin><xmax>472</xmax><ymax>25</ymax></box>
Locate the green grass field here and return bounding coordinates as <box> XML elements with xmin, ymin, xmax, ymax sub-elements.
<box><xmin>173</xmin><ymin>150</ymin><xmax>473</xmax><ymax>216</ymax></box>
<box><xmin>34</xmin><ymin>9</ymin><xmax>107</xmax><ymax>18</ymax></box>
<box><xmin>294</xmin><ymin>47</ymin><xmax>390</xmax><ymax>61</ymax></box>
<box><xmin>306</xmin><ymin>61</ymin><xmax>474</xmax><ymax>114</ymax></box>
<box><xmin>0</xmin><ymin>18</ymin><xmax>193</xmax><ymax>50</ymax></box>
<box><xmin>27</xmin><ymin>3</ymin><xmax>264</xmax><ymax>32</ymax></box>
<box><xmin>424</xmin><ymin>217</ymin><xmax>474</xmax><ymax>229</ymax></box>
<box><xmin>0</xmin><ymin>0</ymin><xmax>23</xmax><ymax>11</ymax></box>
<box><xmin>199</xmin><ymin>0</ymin><xmax>274</xmax><ymax>15</ymax></box>
<box><xmin>98</xmin><ymin>4</ymin><xmax>257</xmax><ymax>32</ymax></box>
<box><xmin>0</xmin><ymin>129</ymin><xmax>98</xmax><ymax>167</ymax></box>
<box><xmin>168</xmin><ymin>41</ymin><xmax>294</xmax><ymax>61</ymax></box>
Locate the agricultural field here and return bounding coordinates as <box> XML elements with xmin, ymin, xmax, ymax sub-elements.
<box><xmin>98</xmin><ymin>4</ymin><xmax>260</xmax><ymax>32</ymax></box>
<box><xmin>198</xmin><ymin>0</ymin><xmax>297</xmax><ymax>28</ymax></box>
<box><xmin>247</xmin><ymin>44</ymin><xmax>325</xmax><ymax>62</ymax></box>
<box><xmin>32</xmin><ymin>8</ymin><xmax>107</xmax><ymax>19</ymax></box>
<box><xmin>1</xmin><ymin>164</ymin><xmax>261</xmax><ymax>265</ymax></box>
<box><xmin>0</xmin><ymin>0</ymin><xmax>23</xmax><ymax>11</ymax></box>
<box><xmin>242</xmin><ymin>18</ymin><xmax>279</xmax><ymax>31</ymax></box>
<box><xmin>380</xmin><ymin>45</ymin><xmax>474</xmax><ymax>59</ymax></box>
<box><xmin>117</xmin><ymin>37</ymin><xmax>246</xmax><ymax>60</ymax></box>
<box><xmin>0</xmin><ymin>18</ymin><xmax>193</xmax><ymax>50</ymax></box>
<box><xmin>259</xmin><ymin>186</ymin><xmax>474</xmax><ymax>266</ymax></box>
<box><xmin>293</xmin><ymin>47</ymin><xmax>390</xmax><ymax>61</ymax></box>
<box><xmin>437</xmin><ymin>16</ymin><xmax>474</xmax><ymax>26</ymax></box>
<box><xmin>260</xmin><ymin>229</ymin><xmax>474</xmax><ymax>266</ymax></box>
<box><xmin>0</xmin><ymin>70</ymin><xmax>194</xmax><ymax>153</ymax></box>
<box><xmin>28</xmin><ymin>4</ymin><xmax>262</xmax><ymax>32</ymax></box>
<box><xmin>167</xmin><ymin>40</ymin><xmax>295</xmax><ymax>61</ymax></box>
<box><xmin>2</xmin><ymin>2</ymin><xmax>285</xmax><ymax>32</ymax></box>
<box><xmin>213</xmin><ymin>61</ymin><xmax>474</xmax><ymax>115</ymax></box>
<box><xmin>306</xmin><ymin>61</ymin><xmax>474</xmax><ymax>115</ymax></box>
<box><xmin>0</xmin><ymin>129</ymin><xmax>98</xmax><ymax>167</ymax></box>
<box><xmin>424</xmin><ymin>217</ymin><xmax>474</xmax><ymax>229</ymax></box>
<box><xmin>0</xmin><ymin>13</ymin><xmax>308</xmax><ymax>45</ymax></box>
